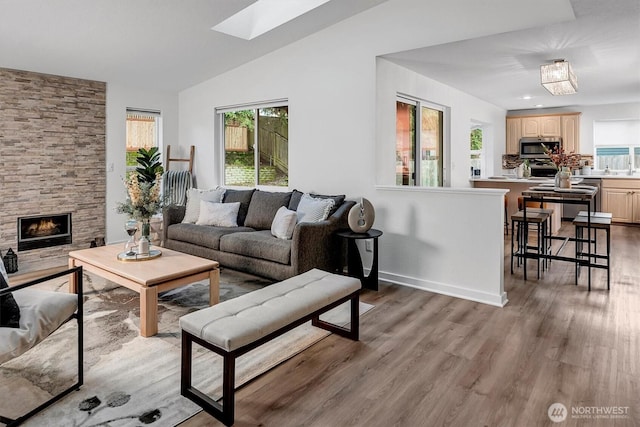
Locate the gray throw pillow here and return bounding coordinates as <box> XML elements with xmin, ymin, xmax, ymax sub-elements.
<box><xmin>288</xmin><ymin>189</ymin><xmax>304</xmax><ymax>211</ymax></box>
<box><xmin>0</xmin><ymin>269</ymin><xmax>20</xmax><ymax>328</ymax></box>
<box><xmin>223</xmin><ymin>189</ymin><xmax>256</xmax><ymax>226</ymax></box>
<box><xmin>244</xmin><ymin>190</ymin><xmax>293</xmax><ymax>230</ymax></box>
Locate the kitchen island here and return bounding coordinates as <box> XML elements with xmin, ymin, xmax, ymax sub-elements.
<box><xmin>471</xmin><ymin>177</ymin><xmax>562</xmax><ymax>233</ymax></box>
<box><xmin>520</xmin><ymin>185</ymin><xmax>600</xmax><ymax>289</ymax></box>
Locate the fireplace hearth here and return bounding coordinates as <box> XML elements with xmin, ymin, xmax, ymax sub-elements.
<box><xmin>18</xmin><ymin>213</ymin><xmax>72</xmax><ymax>251</ymax></box>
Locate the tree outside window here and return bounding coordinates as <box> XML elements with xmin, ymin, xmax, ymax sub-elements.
<box><xmin>223</xmin><ymin>105</ymin><xmax>288</xmax><ymax>187</ymax></box>
<box><xmin>470</xmin><ymin>127</ymin><xmax>483</xmax><ymax>176</ymax></box>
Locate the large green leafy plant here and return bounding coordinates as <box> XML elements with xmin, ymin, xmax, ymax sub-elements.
<box><xmin>135</xmin><ymin>147</ymin><xmax>164</xmax><ymax>184</ymax></box>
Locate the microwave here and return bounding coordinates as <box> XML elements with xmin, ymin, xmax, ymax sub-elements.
<box><xmin>519</xmin><ymin>137</ymin><xmax>561</xmax><ymax>159</ymax></box>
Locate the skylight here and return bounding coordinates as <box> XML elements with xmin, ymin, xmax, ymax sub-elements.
<box><xmin>212</xmin><ymin>0</ymin><xmax>331</xmax><ymax>40</ymax></box>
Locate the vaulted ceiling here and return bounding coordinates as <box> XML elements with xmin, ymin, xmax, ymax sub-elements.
<box><xmin>0</xmin><ymin>0</ymin><xmax>388</xmax><ymax>92</ymax></box>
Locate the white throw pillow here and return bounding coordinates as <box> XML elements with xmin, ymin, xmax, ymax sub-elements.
<box><xmin>195</xmin><ymin>201</ymin><xmax>240</xmax><ymax>227</ymax></box>
<box><xmin>270</xmin><ymin>206</ymin><xmax>297</xmax><ymax>239</ymax></box>
<box><xmin>296</xmin><ymin>193</ymin><xmax>335</xmax><ymax>223</ymax></box>
<box><xmin>182</xmin><ymin>187</ymin><xmax>226</xmax><ymax>224</ymax></box>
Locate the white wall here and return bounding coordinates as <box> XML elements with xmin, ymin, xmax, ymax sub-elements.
<box><xmin>177</xmin><ymin>0</ymin><xmax>573</xmax><ymax>306</ymax></box>
<box><xmin>376</xmin><ymin>58</ymin><xmax>507</xmax><ymax>186</ymax></box>
<box><xmin>373</xmin><ymin>58</ymin><xmax>508</xmax><ymax>304</ymax></box>
<box><xmin>105</xmin><ymin>83</ymin><xmax>178</xmax><ymax>244</ymax></box>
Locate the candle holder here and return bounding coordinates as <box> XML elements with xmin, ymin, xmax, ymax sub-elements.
<box><xmin>3</xmin><ymin>248</ymin><xmax>18</xmax><ymax>273</ymax></box>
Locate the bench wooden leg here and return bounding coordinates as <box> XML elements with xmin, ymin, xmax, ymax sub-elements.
<box><xmin>222</xmin><ymin>353</ymin><xmax>235</xmax><ymax>425</ymax></box>
<box><xmin>181</xmin><ymin>332</ymin><xmax>236</xmax><ymax>426</ymax></box>
<box><xmin>311</xmin><ymin>291</ymin><xmax>359</xmax><ymax>341</ymax></box>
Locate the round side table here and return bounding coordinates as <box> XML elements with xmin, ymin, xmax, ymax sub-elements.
<box><xmin>335</xmin><ymin>229</ymin><xmax>382</xmax><ymax>291</ymax></box>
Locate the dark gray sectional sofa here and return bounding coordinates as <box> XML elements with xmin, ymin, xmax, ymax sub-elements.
<box><xmin>162</xmin><ymin>188</ymin><xmax>355</xmax><ymax>281</ymax></box>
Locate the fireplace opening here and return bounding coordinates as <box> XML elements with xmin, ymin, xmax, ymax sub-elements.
<box><xmin>18</xmin><ymin>213</ymin><xmax>72</xmax><ymax>251</ymax></box>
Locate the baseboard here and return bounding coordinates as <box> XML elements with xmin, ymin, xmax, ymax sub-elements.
<box><xmin>378</xmin><ymin>271</ymin><xmax>508</xmax><ymax>307</ymax></box>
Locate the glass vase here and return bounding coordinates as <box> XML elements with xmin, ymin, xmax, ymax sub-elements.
<box><xmin>141</xmin><ymin>220</ymin><xmax>151</xmax><ymax>239</ymax></box>
<box><xmin>138</xmin><ymin>219</ymin><xmax>151</xmax><ymax>255</ymax></box>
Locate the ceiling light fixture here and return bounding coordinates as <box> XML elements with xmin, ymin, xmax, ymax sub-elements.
<box><xmin>212</xmin><ymin>0</ymin><xmax>331</xmax><ymax>40</ymax></box>
<box><xmin>540</xmin><ymin>60</ymin><xmax>578</xmax><ymax>95</ymax></box>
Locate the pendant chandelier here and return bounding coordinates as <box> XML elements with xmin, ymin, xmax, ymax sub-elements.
<box><xmin>540</xmin><ymin>60</ymin><xmax>578</xmax><ymax>95</ymax></box>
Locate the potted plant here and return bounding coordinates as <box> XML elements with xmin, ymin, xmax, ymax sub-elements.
<box><xmin>135</xmin><ymin>147</ymin><xmax>164</xmax><ymax>184</ymax></box>
<box><xmin>523</xmin><ymin>159</ymin><xmax>531</xmax><ymax>178</ymax></box>
<box><xmin>116</xmin><ymin>148</ymin><xmax>164</xmax><ymax>253</ymax></box>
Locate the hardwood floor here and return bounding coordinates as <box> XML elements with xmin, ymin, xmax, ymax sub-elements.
<box><xmin>179</xmin><ymin>223</ymin><xmax>639</xmax><ymax>426</ymax></box>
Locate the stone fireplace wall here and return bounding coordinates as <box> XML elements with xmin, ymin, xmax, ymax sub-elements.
<box><xmin>0</xmin><ymin>68</ymin><xmax>106</xmax><ymax>270</ymax></box>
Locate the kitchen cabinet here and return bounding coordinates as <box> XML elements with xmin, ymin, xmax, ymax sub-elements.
<box><xmin>506</xmin><ymin>112</ymin><xmax>581</xmax><ymax>154</ymax></box>
<box><xmin>505</xmin><ymin>117</ymin><xmax>521</xmax><ymax>154</ymax></box>
<box><xmin>522</xmin><ymin>116</ymin><xmax>561</xmax><ymax>137</ymax></box>
<box><xmin>561</xmin><ymin>114</ymin><xmax>580</xmax><ymax>153</ymax></box>
<box><xmin>601</xmin><ymin>178</ymin><xmax>640</xmax><ymax>223</ymax></box>
<box><xmin>633</xmin><ymin>192</ymin><xmax>640</xmax><ymax>223</ymax></box>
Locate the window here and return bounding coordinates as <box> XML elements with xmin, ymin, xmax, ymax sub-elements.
<box><xmin>594</xmin><ymin>119</ymin><xmax>640</xmax><ymax>172</ymax></box>
<box><xmin>395</xmin><ymin>96</ymin><xmax>445</xmax><ymax>187</ymax></box>
<box><xmin>470</xmin><ymin>125</ymin><xmax>483</xmax><ymax>177</ymax></box>
<box><xmin>595</xmin><ymin>147</ymin><xmax>639</xmax><ymax>171</ymax></box>
<box><xmin>126</xmin><ymin>109</ymin><xmax>161</xmax><ymax>173</ymax></box>
<box><xmin>218</xmin><ymin>102</ymin><xmax>288</xmax><ymax>187</ymax></box>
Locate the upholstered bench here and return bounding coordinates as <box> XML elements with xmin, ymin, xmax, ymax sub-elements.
<box><xmin>179</xmin><ymin>268</ymin><xmax>362</xmax><ymax>426</ymax></box>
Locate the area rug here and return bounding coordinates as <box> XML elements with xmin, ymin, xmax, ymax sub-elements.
<box><xmin>0</xmin><ymin>269</ymin><xmax>372</xmax><ymax>427</ymax></box>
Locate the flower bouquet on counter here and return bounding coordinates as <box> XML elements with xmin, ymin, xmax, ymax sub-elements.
<box><xmin>542</xmin><ymin>144</ymin><xmax>580</xmax><ymax>189</ymax></box>
<box><xmin>542</xmin><ymin>144</ymin><xmax>581</xmax><ymax>171</ymax></box>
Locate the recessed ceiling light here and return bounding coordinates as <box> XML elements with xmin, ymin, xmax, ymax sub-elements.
<box><xmin>534</xmin><ymin>104</ymin><xmax>544</xmax><ymax>108</ymax></box>
<box><xmin>212</xmin><ymin>0</ymin><xmax>332</xmax><ymax>40</ymax></box>
<box><xmin>522</xmin><ymin>95</ymin><xmax>532</xmax><ymax>100</ymax></box>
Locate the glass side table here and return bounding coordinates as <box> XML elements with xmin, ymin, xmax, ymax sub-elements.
<box><xmin>335</xmin><ymin>229</ymin><xmax>382</xmax><ymax>291</ymax></box>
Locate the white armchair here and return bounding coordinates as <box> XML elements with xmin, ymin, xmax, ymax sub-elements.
<box><xmin>0</xmin><ymin>263</ymin><xmax>83</xmax><ymax>426</ymax></box>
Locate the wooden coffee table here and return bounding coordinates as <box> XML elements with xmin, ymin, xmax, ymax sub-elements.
<box><xmin>68</xmin><ymin>244</ymin><xmax>219</xmax><ymax>337</ymax></box>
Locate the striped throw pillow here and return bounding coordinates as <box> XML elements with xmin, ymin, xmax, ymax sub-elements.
<box><xmin>296</xmin><ymin>193</ymin><xmax>335</xmax><ymax>223</ymax></box>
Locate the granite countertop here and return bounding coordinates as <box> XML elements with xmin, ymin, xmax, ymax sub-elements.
<box><xmin>582</xmin><ymin>173</ymin><xmax>640</xmax><ymax>179</ymax></box>
<box><xmin>471</xmin><ymin>177</ymin><xmax>554</xmax><ymax>184</ymax></box>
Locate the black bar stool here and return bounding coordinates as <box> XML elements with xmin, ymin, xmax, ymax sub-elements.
<box><xmin>573</xmin><ymin>212</ymin><xmax>612</xmax><ymax>290</ymax></box>
<box><xmin>511</xmin><ymin>210</ymin><xmax>551</xmax><ymax>279</ymax></box>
